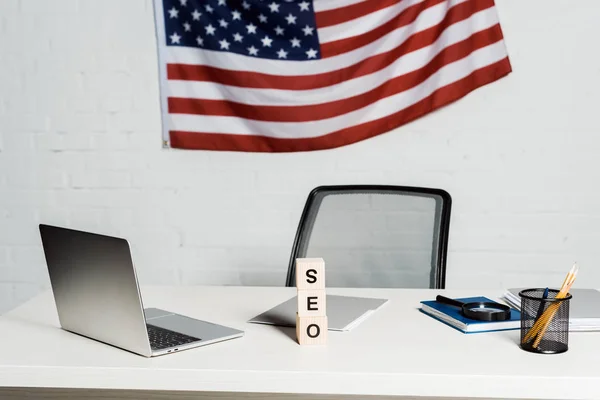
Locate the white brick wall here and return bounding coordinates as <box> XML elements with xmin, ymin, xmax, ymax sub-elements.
<box><xmin>1</xmin><ymin>0</ymin><xmax>600</xmax><ymax>313</ymax></box>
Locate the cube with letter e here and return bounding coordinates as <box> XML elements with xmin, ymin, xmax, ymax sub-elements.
<box><xmin>297</xmin><ymin>289</ymin><xmax>326</xmax><ymax>317</ymax></box>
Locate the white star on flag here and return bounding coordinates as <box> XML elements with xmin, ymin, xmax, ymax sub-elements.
<box><xmin>169</xmin><ymin>32</ymin><xmax>181</xmax><ymax>43</ymax></box>
<box><xmin>302</xmin><ymin>25</ymin><xmax>313</xmax><ymax>35</ymax></box>
<box><xmin>219</xmin><ymin>39</ymin><xmax>230</xmax><ymax>50</ymax></box>
<box><xmin>205</xmin><ymin>24</ymin><xmax>216</xmax><ymax>35</ymax></box>
<box><xmin>246</xmin><ymin>23</ymin><xmax>257</xmax><ymax>34</ymax></box>
<box><xmin>261</xmin><ymin>36</ymin><xmax>273</xmax><ymax>47</ymax></box>
<box><xmin>285</xmin><ymin>14</ymin><xmax>297</xmax><ymax>25</ymax></box>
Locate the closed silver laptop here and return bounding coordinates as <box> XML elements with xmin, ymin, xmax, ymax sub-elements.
<box><xmin>39</xmin><ymin>224</ymin><xmax>244</xmax><ymax>357</ymax></box>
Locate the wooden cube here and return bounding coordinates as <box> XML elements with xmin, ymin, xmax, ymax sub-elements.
<box><xmin>296</xmin><ymin>314</ymin><xmax>328</xmax><ymax>345</ymax></box>
<box><xmin>295</xmin><ymin>258</ymin><xmax>325</xmax><ymax>290</ymax></box>
<box><xmin>297</xmin><ymin>289</ymin><xmax>326</xmax><ymax>317</ymax></box>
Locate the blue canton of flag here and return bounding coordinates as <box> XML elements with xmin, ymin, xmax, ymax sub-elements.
<box><xmin>162</xmin><ymin>0</ymin><xmax>321</xmax><ymax>61</ymax></box>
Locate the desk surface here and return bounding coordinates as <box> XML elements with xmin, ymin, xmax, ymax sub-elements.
<box><xmin>1</xmin><ymin>286</ymin><xmax>599</xmax><ymax>400</ymax></box>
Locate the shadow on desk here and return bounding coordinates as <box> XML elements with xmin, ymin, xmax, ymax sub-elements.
<box><xmin>0</xmin><ymin>387</ymin><xmax>523</xmax><ymax>400</ymax></box>
<box><xmin>266</xmin><ymin>324</ymin><xmax>297</xmax><ymax>343</ymax></box>
<box><xmin>1</xmin><ymin>315</ymin><xmax>60</xmax><ymax>333</ymax></box>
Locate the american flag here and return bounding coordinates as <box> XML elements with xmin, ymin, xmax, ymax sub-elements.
<box><xmin>153</xmin><ymin>0</ymin><xmax>511</xmax><ymax>152</ymax></box>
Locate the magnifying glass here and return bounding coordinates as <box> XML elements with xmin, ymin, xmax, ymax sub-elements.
<box><xmin>435</xmin><ymin>295</ymin><xmax>512</xmax><ymax>321</ymax></box>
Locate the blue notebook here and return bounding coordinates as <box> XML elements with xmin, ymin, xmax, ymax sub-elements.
<box><xmin>420</xmin><ymin>296</ymin><xmax>521</xmax><ymax>333</ymax></box>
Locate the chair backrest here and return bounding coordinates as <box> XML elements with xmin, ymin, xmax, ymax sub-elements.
<box><xmin>286</xmin><ymin>185</ymin><xmax>451</xmax><ymax>289</ymax></box>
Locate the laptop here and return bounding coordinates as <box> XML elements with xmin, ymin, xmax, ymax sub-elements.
<box><xmin>248</xmin><ymin>294</ymin><xmax>388</xmax><ymax>331</ymax></box>
<box><xmin>38</xmin><ymin>224</ymin><xmax>244</xmax><ymax>357</ymax></box>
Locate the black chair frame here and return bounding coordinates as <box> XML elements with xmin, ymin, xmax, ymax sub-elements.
<box><xmin>285</xmin><ymin>185</ymin><xmax>452</xmax><ymax>289</ymax></box>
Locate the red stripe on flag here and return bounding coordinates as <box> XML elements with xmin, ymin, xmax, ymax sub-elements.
<box><xmin>315</xmin><ymin>0</ymin><xmax>404</xmax><ymax>28</ymax></box>
<box><xmin>320</xmin><ymin>0</ymin><xmax>449</xmax><ymax>57</ymax></box>
<box><xmin>166</xmin><ymin>0</ymin><xmax>493</xmax><ymax>90</ymax></box>
<box><xmin>168</xmin><ymin>57</ymin><xmax>511</xmax><ymax>152</ymax></box>
<box><xmin>168</xmin><ymin>24</ymin><xmax>504</xmax><ymax>121</ymax></box>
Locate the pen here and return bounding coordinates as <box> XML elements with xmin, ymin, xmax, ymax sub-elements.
<box><xmin>534</xmin><ymin>287</ymin><xmax>549</xmax><ymax>323</ymax></box>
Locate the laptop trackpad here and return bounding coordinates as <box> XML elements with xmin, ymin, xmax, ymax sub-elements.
<box><xmin>144</xmin><ymin>307</ymin><xmax>174</xmax><ymax>320</ymax></box>
<box><xmin>147</xmin><ymin>312</ymin><xmax>240</xmax><ymax>341</ymax></box>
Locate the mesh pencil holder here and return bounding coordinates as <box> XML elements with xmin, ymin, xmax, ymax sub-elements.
<box><xmin>519</xmin><ymin>288</ymin><xmax>571</xmax><ymax>354</ymax></box>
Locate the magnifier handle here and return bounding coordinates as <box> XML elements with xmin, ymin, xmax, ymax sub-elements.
<box><xmin>436</xmin><ymin>295</ymin><xmax>465</xmax><ymax>308</ymax></box>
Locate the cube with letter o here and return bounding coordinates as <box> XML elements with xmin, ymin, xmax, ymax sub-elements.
<box><xmin>296</xmin><ymin>314</ymin><xmax>328</xmax><ymax>345</ymax></box>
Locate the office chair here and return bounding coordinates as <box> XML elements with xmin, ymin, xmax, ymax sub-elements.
<box><xmin>285</xmin><ymin>185</ymin><xmax>451</xmax><ymax>289</ymax></box>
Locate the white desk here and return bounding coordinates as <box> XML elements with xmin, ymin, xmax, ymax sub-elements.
<box><xmin>1</xmin><ymin>286</ymin><xmax>599</xmax><ymax>400</ymax></box>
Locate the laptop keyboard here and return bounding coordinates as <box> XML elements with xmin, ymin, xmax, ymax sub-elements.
<box><xmin>147</xmin><ymin>324</ymin><xmax>201</xmax><ymax>350</ymax></box>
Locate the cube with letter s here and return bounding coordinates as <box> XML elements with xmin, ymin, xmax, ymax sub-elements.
<box><xmin>295</xmin><ymin>258</ymin><xmax>325</xmax><ymax>290</ymax></box>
